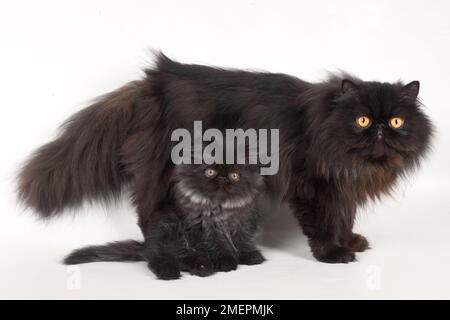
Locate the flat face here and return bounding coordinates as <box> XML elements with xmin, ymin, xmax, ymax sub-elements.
<box><xmin>172</xmin><ymin>163</ymin><xmax>263</xmax><ymax>208</ymax></box>
<box><xmin>325</xmin><ymin>81</ymin><xmax>431</xmax><ymax>165</ymax></box>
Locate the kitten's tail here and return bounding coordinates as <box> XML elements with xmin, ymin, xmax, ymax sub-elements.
<box><xmin>63</xmin><ymin>240</ymin><xmax>144</xmax><ymax>264</ymax></box>
<box><xmin>17</xmin><ymin>80</ymin><xmax>145</xmax><ymax>217</ymax></box>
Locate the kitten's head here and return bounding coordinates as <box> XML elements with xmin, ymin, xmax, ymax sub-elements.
<box><xmin>311</xmin><ymin>77</ymin><xmax>433</xmax><ymax>176</ymax></box>
<box><xmin>172</xmin><ymin>163</ymin><xmax>264</xmax><ymax>208</ymax></box>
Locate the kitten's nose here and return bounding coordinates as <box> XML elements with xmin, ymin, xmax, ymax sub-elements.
<box><xmin>218</xmin><ymin>176</ymin><xmax>227</xmax><ymax>183</ymax></box>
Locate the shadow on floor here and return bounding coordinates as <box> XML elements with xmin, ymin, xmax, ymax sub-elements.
<box><xmin>257</xmin><ymin>197</ymin><xmax>314</xmax><ymax>261</ymax></box>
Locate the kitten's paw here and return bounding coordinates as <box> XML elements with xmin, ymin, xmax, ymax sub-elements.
<box><xmin>148</xmin><ymin>261</ymin><xmax>181</xmax><ymax>280</ymax></box>
<box><xmin>189</xmin><ymin>262</ymin><xmax>215</xmax><ymax>277</ymax></box>
<box><xmin>348</xmin><ymin>233</ymin><xmax>370</xmax><ymax>252</ymax></box>
<box><xmin>312</xmin><ymin>245</ymin><xmax>356</xmax><ymax>264</ymax></box>
<box><xmin>213</xmin><ymin>256</ymin><xmax>238</xmax><ymax>272</ymax></box>
<box><xmin>239</xmin><ymin>250</ymin><xmax>266</xmax><ymax>265</ymax></box>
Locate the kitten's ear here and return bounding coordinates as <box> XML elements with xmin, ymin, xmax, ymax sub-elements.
<box><xmin>401</xmin><ymin>81</ymin><xmax>420</xmax><ymax>100</ymax></box>
<box><xmin>341</xmin><ymin>79</ymin><xmax>358</xmax><ymax>95</ymax></box>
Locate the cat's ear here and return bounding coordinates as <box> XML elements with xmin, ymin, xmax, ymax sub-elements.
<box><xmin>341</xmin><ymin>79</ymin><xmax>359</xmax><ymax>95</ymax></box>
<box><xmin>401</xmin><ymin>81</ymin><xmax>420</xmax><ymax>101</ymax></box>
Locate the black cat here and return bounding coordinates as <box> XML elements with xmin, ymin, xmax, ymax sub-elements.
<box><xmin>18</xmin><ymin>52</ymin><xmax>433</xmax><ymax>268</ymax></box>
<box><xmin>64</xmin><ymin>163</ymin><xmax>266</xmax><ymax>280</ymax></box>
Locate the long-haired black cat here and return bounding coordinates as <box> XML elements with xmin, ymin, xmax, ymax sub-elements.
<box><xmin>18</xmin><ymin>52</ymin><xmax>433</xmax><ymax>271</ymax></box>
<box><xmin>64</xmin><ymin>162</ymin><xmax>266</xmax><ymax>279</ymax></box>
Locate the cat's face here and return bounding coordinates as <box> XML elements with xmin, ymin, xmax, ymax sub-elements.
<box><xmin>320</xmin><ymin>80</ymin><xmax>433</xmax><ymax>170</ymax></box>
<box><xmin>172</xmin><ymin>163</ymin><xmax>263</xmax><ymax>208</ymax></box>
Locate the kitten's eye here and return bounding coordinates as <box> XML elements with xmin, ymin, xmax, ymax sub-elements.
<box><xmin>205</xmin><ymin>169</ymin><xmax>217</xmax><ymax>178</ymax></box>
<box><xmin>390</xmin><ymin>117</ymin><xmax>404</xmax><ymax>129</ymax></box>
<box><xmin>229</xmin><ymin>172</ymin><xmax>240</xmax><ymax>182</ymax></box>
<box><xmin>356</xmin><ymin>116</ymin><xmax>371</xmax><ymax>128</ymax></box>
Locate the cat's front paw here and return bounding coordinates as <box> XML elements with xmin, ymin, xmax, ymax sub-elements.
<box><xmin>312</xmin><ymin>245</ymin><xmax>356</xmax><ymax>264</ymax></box>
<box><xmin>148</xmin><ymin>260</ymin><xmax>181</xmax><ymax>280</ymax></box>
<box><xmin>189</xmin><ymin>259</ymin><xmax>215</xmax><ymax>277</ymax></box>
<box><xmin>213</xmin><ymin>256</ymin><xmax>238</xmax><ymax>272</ymax></box>
<box><xmin>348</xmin><ymin>233</ymin><xmax>370</xmax><ymax>252</ymax></box>
<box><xmin>239</xmin><ymin>250</ymin><xmax>266</xmax><ymax>265</ymax></box>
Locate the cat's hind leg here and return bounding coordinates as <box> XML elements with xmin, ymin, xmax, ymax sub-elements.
<box><xmin>141</xmin><ymin>210</ymin><xmax>182</xmax><ymax>280</ymax></box>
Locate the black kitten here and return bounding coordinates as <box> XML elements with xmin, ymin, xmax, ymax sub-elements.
<box><xmin>19</xmin><ymin>53</ymin><xmax>434</xmax><ymax>268</ymax></box>
<box><xmin>64</xmin><ymin>163</ymin><xmax>266</xmax><ymax>280</ymax></box>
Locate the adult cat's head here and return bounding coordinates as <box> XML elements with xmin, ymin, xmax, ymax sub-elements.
<box><xmin>308</xmin><ymin>77</ymin><xmax>434</xmax><ymax>178</ymax></box>
<box><xmin>172</xmin><ymin>163</ymin><xmax>264</xmax><ymax>209</ymax></box>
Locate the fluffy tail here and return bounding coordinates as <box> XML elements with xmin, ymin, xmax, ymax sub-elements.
<box><xmin>63</xmin><ymin>240</ymin><xmax>144</xmax><ymax>264</ymax></box>
<box><xmin>17</xmin><ymin>80</ymin><xmax>145</xmax><ymax>217</ymax></box>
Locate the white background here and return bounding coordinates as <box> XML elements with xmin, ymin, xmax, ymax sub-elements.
<box><xmin>1</xmin><ymin>0</ymin><xmax>449</xmax><ymax>299</ymax></box>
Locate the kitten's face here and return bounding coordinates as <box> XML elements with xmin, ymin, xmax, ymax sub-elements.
<box><xmin>325</xmin><ymin>80</ymin><xmax>433</xmax><ymax>169</ymax></box>
<box><xmin>172</xmin><ymin>164</ymin><xmax>263</xmax><ymax>208</ymax></box>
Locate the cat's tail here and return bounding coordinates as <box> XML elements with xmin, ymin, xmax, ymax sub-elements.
<box><xmin>63</xmin><ymin>240</ymin><xmax>145</xmax><ymax>264</ymax></box>
<box><xmin>17</xmin><ymin>80</ymin><xmax>146</xmax><ymax>218</ymax></box>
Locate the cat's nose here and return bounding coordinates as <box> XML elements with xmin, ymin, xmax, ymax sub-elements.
<box><xmin>218</xmin><ymin>176</ymin><xmax>227</xmax><ymax>183</ymax></box>
<box><xmin>375</xmin><ymin>123</ymin><xmax>385</xmax><ymax>140</ymax></box>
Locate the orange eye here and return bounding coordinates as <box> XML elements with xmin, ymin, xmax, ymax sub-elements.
<box><xmin>205</xmin><ymin>169</ymin><xmax>217</xmax><ymax>178</ymax></box>
<box><xmin>229</xmin><ymin>172</ymin><xmax>240</xmax><ymax>182</ymax></box>
<box><xmin>390</xmin><ymin>117</ymin><xmax>404</xmax><ymax>129</ymax></box>
<box><xmin>356</xmin><ymin>116</ymin><xmax>371</xmax><ymax>128</ymax></box>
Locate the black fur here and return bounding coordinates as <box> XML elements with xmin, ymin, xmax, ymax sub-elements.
<box><xmin>64</xmin><ymin>240</ymin><xmax>144</xmax><ymax>264</ymax></box>
<box><xmin>18</xmin><ymin>81</ymin><xmax>144</xmax><ymax>216</ymax></box>
<box><xmin>65</xmin><ymin>163</ymin><xmax>266</xmax><ymax>280</ymax></box>
<box><xmin>19</xmin><ymin>53</ymin><xmax>433</xmax><ymax>276</ymax></box>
